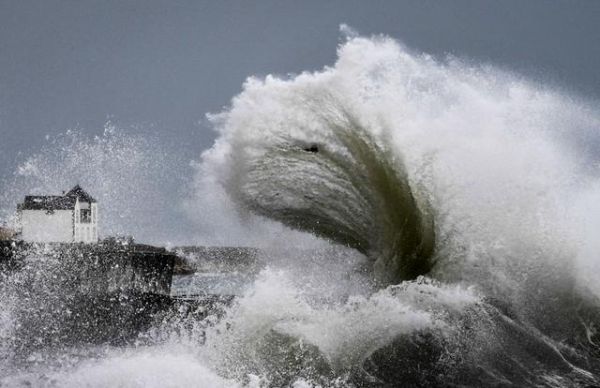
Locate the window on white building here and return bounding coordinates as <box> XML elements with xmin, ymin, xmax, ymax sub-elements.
<box><xmin>80</xmin><ymin>209</ymin><xmax>91</xmax><ymax>223</ymax></box>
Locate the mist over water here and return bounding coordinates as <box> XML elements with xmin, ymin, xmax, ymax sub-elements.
<box><xmin>3</xmin><ymin>31</ymin><xmax>600</xmax><ymax>387</ymax></box>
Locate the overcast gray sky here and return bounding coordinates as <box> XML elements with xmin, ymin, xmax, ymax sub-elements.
<box><xmin>1</xmin><ymin>0</ymin><xmax>599</xmax><ymax>182</ymax></box>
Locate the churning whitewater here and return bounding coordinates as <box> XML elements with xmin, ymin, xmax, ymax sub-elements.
<box><xmin>195</xmin><ymin>31</ymin><xmax>600</xmax><ymax>386</ymax></box>
<box><xmin>3</xmin><ymin>31</ymin><xmax>600</xmax><ymax>387</ymax></box>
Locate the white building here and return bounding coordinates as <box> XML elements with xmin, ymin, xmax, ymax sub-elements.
<box><xmin>17</xmin><ymin>185</ymin><xmax>98</xmax><ymax>243</ymax></box>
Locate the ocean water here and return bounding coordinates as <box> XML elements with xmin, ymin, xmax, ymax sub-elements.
<box><xmin>2</xmin><ymin>31</ymin><xmax>600</xmax><ymax>387</ymax></box>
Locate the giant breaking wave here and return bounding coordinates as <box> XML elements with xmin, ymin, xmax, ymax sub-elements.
<box><xmin>191</xmin><ymin>31</ymin><xmax>600</xmax><ymax>385</ymax></box>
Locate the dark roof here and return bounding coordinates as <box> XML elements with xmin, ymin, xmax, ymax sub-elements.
<box><xmin>18</xmin><ymin>185</ymin><xmax>96</xmax><ymax>211</ymax></box>
<box><xmin>18</xmin><ymin>196</ymin><xmax>76</xmax><ymax>211</ymax></box>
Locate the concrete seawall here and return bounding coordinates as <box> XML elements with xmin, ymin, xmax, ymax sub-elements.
<box><xmin>1</xmin><ymin>240</ymin><xmax>177</xmax><ymax>351</ymax></box>
<box><xmin>1</xmin><ymin>240</ymin><xmax>175</xmax><ymax>295</ymax></box>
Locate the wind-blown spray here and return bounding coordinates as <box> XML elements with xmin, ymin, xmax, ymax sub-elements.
<box><xmin>3</xmin><ymin>30</ymin><xmax>600</xmax><ymax>387</ymax></box>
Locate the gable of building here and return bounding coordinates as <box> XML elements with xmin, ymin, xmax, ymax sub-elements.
<box><xmin>66</xmin><ymin>185</ymin><xmax>96</xmax><ymax>203</ymax></box>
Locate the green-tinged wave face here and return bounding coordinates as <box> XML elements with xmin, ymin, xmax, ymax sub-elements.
<box><xmin>233</xmin><ymin>110</ymin><xmax>435</xmax><ymax>284</ymax></box>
